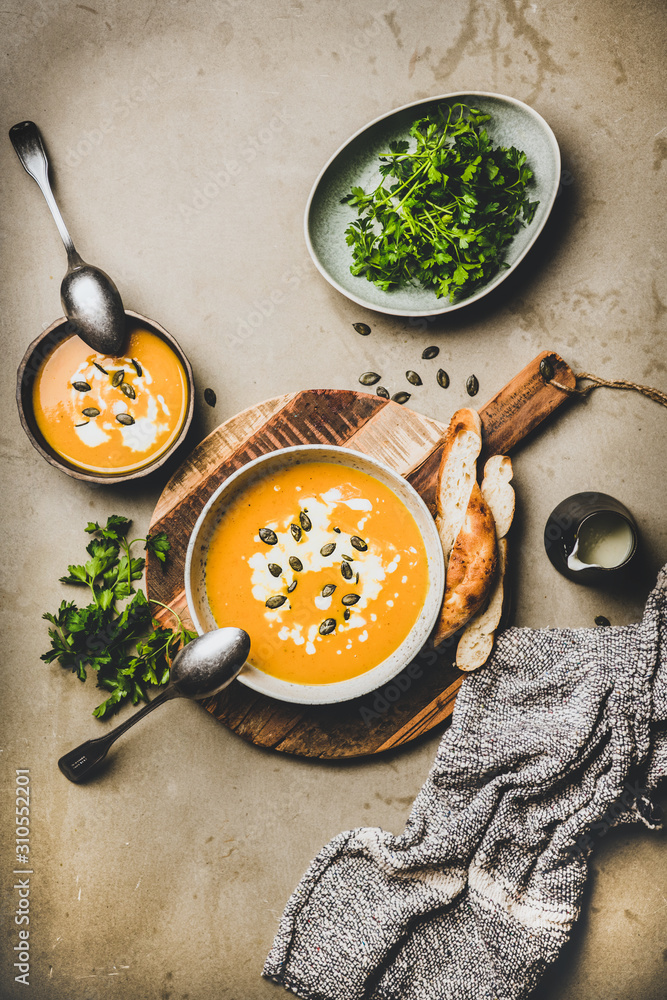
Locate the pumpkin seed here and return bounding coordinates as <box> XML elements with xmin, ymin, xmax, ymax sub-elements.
<box><xmin>131</xmin><ymin>358</ymin><xmax>143</xmax><ymax>377</ymax></box>
<box><xmin>406</xmin><ymin>370</ymin><xmax>422</xmax><ymax>386</ymax></box>
<box><xmin>74</xmin><ymin>421</ymin><xmax>89</xmax><ymax>428</ymax></box>
<box><xmin>82</xmin><ymin>407</ymin><xmax>101</xmax><ymax>418</ymax></box>
<box><xmin>539</xmin><ymin>357</ymin><xmax>555</xmax><ymax>382</ymax></box>
<box><xmin>391</xmin><ymin>391</ymin><xmax>411</xmax><ymax>405</ymax></box>
<box><xmin>436</xmin><ymin>369</ymin><xmax>450</xmax><ymax>389</ymax></box>
<box><xmin>342</xmin><ymin>553</ymin><xmax>354</xmax><ymax>562</ymax></box>
<box><xmin>359</xmin><ymin>372</ymin><xmax>381</xmax><ymax>386</ymax></box>
<box><xmin>290</xmin><ymin>523</ymin><xmax>302</xmax><ymax>542</ymax></box>
<box><xmin>466</xmin><ymin>374</ymin><xmax>479</xmax><ymax>397</ymax></box>
<box><xmin>259</xmin><ymin>527</ymin><xmax>278</xmax><ymax>545</ymax></box>
<box><xmin>355</xmin><ymin>572</ymin><xmax>360</xmax><ymax>584</ymax></box>
<box><xmin>268</xmin><ymin>563</ymin><xmax>282</xmax><ymax>577</ymax></box>
<box><xmin>333</xmin><ymin>526</ymin><xmax>341</xmax><ymax>533</ymax></box>
<box><xmin>353</xmin><ymin>322</ymin><xmax>371</xmax><ymax>336</ymax></box>
<box><xmin>341</xmin><ymin>561</ymin><xmax>353</xmax><ymax>580</ymax></box>
<box><xmin>116</xmin><ymin>413</ymin><xmax>135</xmax><ymax>425</ymax></box>
<box><xmin>350</xmin><ymin>536</ymin><xmax>367</xmax><ymax>552</ymax></box>
<box><xmin>287</xmin><ymin>580</ymin><xmax>298</xmax><ymax>593</ymax></box>
<box><xmin>595</xmin><ymin>615</ymin><xmax>611</xmax><ymax>627</ymax></box>
<box><xmin>342</xmin><ymin>593</ymin><xmax>360</xmax><ymax>606</ymax></box>
<box><xmin>111</xmin><ymin>369</ymin><xmax>125</xmax><ymax>387</ymax></box>
<box><xmin>376</xmin><ymin>386</ymin><xmax>390</xmax><ymax>399</ymax></box>
<box><xmin>289</xmin><ymin>556</ymin><xmax>303</xmax><ymax>572</ymax></box>
<box><xmin>422</xmin><ymin>345</ymin><xmax>440</xmax><ymax>360</ymax></box>
<box><xmin>120</xmin><ymin>382</ymin><xmax>136</xmax><ymax>400</ymax></box>
<box><xmin>266</xmin><ymin>595</ymin><xmax>287</xmax><ymax>609</ymax></box>
<box><xmin>344</xmin><ymin>609</ymin><xmax>351</xmax><ymax>621</ymax></box>
<box><xmin>72</xmin><ymin>380</ymin><xmax>91</xmax><ymax>392</ymax></box>
<box><xmin>320</xmin><ymin>542</ymin><xmax>336</xmax><ymax>557</ymax></box>
<box><xmin>93</xmin><ymin>362</ymin><xmax>108</xmax><ymax>375</ymax></box>
<box><xmin>299</xmin><ymin>511</ymin><xmax>312</xmax><ymax>532</ymax></box>
<box><xmin>204</xmin><ymin>387</ymin><xmax>216</xmax><ymax>407</ymax></box>
<box><xmin>319</xmin><ymin>618</ymin><xmax>336</xmax><ymax>635</ymax></box>
<box><xmin>322</xmin><ymin>584</ymin><xmax>336</xmax><ymax>598</ymax></box>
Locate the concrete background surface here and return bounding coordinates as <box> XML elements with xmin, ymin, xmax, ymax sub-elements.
<box><xmin>1</xmin><ymin>1</ymin><xmax>666</xmax><ymax>997</ymax></box>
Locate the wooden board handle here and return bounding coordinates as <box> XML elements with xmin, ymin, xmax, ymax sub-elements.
<box><xmin>479</xmin><ymin>350</ymin><xmax>576</xmax><ymax>461</ymax></box>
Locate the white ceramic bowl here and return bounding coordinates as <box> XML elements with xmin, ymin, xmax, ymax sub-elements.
<box><xmin>185</xmin><ymin>444</ymin><xmax>445</xmax><ymax>705</ymax></box>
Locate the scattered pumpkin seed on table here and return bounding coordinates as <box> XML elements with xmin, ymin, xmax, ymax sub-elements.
<box><xmin>353</xmin><ymin>323</ymin><xmax>371</xmax><ymax>336</ymax></box>
<box><xmin>437</xmin><ymin>369</ymin><xmax>450</xmax><ymax>388</ymax></box>
<box><xmin>359</xmin><ymin>372</ymin><xmax>381</xmax><ymax>386</ymax></box>
<box><xmin>204</xmin><ymin>387</ymin><xmax>217</xmax><ymax>407</ymax></box>
<box><xmin>392</xmin><ymin>391</ymin><xmax>410</xmax><ymax>404</ymax></box>
<box><xmin>466</xmin><ymin>374</ymin><xmax>479</xmax><ymax>397</ymax></box>
<box><xmin>422</xmin><ymin>346</ymin><xmax>440</xmax><ymax>360</ymax></box>
<box><xmin>406</xmin><ymin>370</ymin><xmax>422</xmax><ymax>386</ymax></box>
<box><xmin>376</xmin><ymin>386</ymin><xmax>390</xmax><ymax>399</ymax></box>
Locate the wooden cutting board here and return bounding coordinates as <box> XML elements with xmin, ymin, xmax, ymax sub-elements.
<box><xmin>146</xmin><ymin>350</ymin><xmax>575</xmax><ymax>758</ymax></box>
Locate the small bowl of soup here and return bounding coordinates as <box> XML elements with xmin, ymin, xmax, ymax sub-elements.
<box><xmin>185</xmin><ymin>445</ymin><xmax>445</xmax><ymax>704</ymax></box>
<box><xmin>17</xmin><ymin>310</ymin><xmax>194</xmax><ymax>483</ymax></box>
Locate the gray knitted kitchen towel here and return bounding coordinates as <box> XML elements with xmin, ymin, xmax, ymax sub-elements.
<box><xmin>264</xmin><ymin>565</ymin><xmax>667</xmax><ymax>1000</ymax></box>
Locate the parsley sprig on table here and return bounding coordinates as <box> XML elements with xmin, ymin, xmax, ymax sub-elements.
<box><xmin>342</xmin><ymin>103</ymin><xmax>539</xmax><ymax>300</ymax></box>
<box><xmin>42</xmin><ymin>515</ymin><xmax>196</xmax><ymax>718</ymax></box>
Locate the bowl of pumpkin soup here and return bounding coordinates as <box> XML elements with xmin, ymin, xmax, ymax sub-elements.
<box><xmin>17</xmin><ymin>310</ymin><xmax>194</xmax><ymax>483</ymax></box>
<box><xmin>185</xmin><ymin>445</ymin><xmax>445</xmax><ymax>704</ymax></box>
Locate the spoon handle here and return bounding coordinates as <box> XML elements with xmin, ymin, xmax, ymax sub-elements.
<box><xmin>9</xmin><ymin>121</ymin><xmax>81</xmax><ymax>265</ymax></box>
<box><xmin>58</xmin><ymin>686</ymin><xmax>181</xmax><ymax>783</ymax></box>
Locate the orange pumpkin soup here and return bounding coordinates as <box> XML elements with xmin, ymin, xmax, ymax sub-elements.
<box><xmin>205</xmin><ymin>461</ymin><xmax>429</xmax><ymax>685</ymax></box>
<box><xmin>32</xmin><ymin>325</ymin><xmax>188</xmax><ymax>474</ymax></box>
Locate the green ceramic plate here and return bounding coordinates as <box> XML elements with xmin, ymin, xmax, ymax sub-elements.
<box><xmin>305</xmin><ymin>92</ymin><xmax>561</xmax><ymax>317</ymax></box>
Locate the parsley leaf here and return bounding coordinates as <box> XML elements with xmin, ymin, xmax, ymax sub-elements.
<box><xmin>42</xmin><ymin>515</ymin><xmax>188</xmax><ymax>718</ymax></box>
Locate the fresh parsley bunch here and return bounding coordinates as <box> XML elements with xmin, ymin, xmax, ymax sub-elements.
<box><xmin>342</xmin><ymin>103</ymin><xmax>539</xmax><ymax>300</ymax></box>
<box><xmin>42</xmin><ymin>514</ymin><xmax>196</xmax><ymax>718</ymax></box>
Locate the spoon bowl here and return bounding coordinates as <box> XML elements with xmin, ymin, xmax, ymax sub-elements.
<box><xmin>9</xmin><ymin>120</ymin><xmax>127</xmax><ymax>355</ymax></box>
<box><xmin>58</xmin><ymin>627</ymin><xmax>251</xmax><ymax>783</ymax></box>
<box><xmin>60</xmin><ymin>259</ymin><xmax>126</xmax><ymax>356</ymax></box>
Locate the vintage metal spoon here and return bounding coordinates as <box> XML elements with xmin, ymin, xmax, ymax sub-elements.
<box><xmin>58</xmin><ymin>627</ymin><xmax>251</xmax><ymax>783</ymax></box>
<box><xmin>9</xmin><ymin>120</ymin><xmax>126</xmax><ymax>356</ymax></box>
